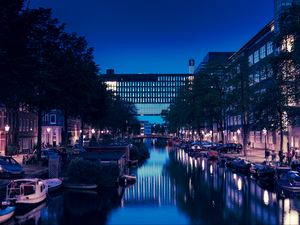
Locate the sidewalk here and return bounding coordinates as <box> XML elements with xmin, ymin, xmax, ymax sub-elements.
<box><xmin>12</xmin><ymin>154</ymin><xmax>48</xmax><ymax>178</ymax></box>
<box><xmin>222</xmin><ymin>148</ymin><xmax>271</xmax><ymax>164</ymax></box>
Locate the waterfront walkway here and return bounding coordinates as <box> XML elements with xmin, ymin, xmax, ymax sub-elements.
<box><xmin>12</xmin><ymin>154</ymin><xmax>48</xmax><ymax>178</ymax></box>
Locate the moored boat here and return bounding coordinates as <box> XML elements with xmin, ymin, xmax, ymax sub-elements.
<box><xmin>0</xmin><ymin>206</ymin><xmax>15</xmax><ymax>224</ymax></box>
<box><xmin>277</xmin><ymin>171</ymin><xmax>300</xmax><ymax>195</ymax></box>
<box><xmin>63</xmin><ymin>182</ymin><xmax>97</xmax><ymax>190</ymax></box>
<box><xmin>226</xmin><ymin>158</ymin><xmax>251</xmax><ymax>174</ymax></box>
<box><xmin>207</xmin><ymin>150</ymin><xmax>219</xmax><ymax>160</ymax></box>
<box><xmin>5</xmin><ymin>179</ymin><xmax>48</xmax><ymax>208</ymax></box>
<box><xmin>44</xmin><ymin>178</ymin><xmax>62</xmax><ymax>192</ymax></box>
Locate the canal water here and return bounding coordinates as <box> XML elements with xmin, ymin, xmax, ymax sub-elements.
<box><xmin>4</xmin><ymin>139</ymin><xmax>300</xmax><ymax>224</ymax></box>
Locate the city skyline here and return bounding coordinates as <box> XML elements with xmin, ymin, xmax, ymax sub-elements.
<box><xmin>31</xmin><ymin>0</ymin><xmax>273</xmax><ymax>74</ymax></box>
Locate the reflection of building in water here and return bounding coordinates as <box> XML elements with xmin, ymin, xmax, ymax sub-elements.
<box><xmin>174</xmin><ymin>148</ymin><xmax>284</xmax><ymax>224</ymax></box>
<box><xmin>123</xmin><ymin>174</ymin><xmax>176</xmax><ymax>206</ymax></box>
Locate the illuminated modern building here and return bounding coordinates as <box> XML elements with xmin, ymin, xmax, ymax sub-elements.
<box><xmin>274</xmin><ymin>0</ymin><xmax>300</xmax><ymax>31</ymax></box>
<box><xmin>102</xmin><ymin>70</ymin><xmax>194</xmax><ymax>124</ymax></box>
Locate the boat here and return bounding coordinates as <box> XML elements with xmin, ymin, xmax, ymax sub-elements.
<box><xmin>0</xmin><ymin>206</ymin><xmax>15</xmax><ymax>224</ymax></box>
<box><xmin>257</xmin><ymin>165</ymin><xmax>275</xmax><ymax>180</ymax></box>
<box><xmin>226</xmin><ymin>158</ymin><xmax>251</xmax><ymax>174</ymax></box>
<box><xmin>118</xmin><ymin>175</ymin><xmax>136</xmax><ymax>186</ymax></box>
<box><xmin>44</xmin><ymin>178</ymin><xmax>62</xmax><ymax>192</ymax></box>
<box><xmin>250</xmin><ymin>163</ymin><xmax>275</xmax><ymax>180</ymax></box>
<box><xmin>63</xmin><ymin>182</ymin><xmax>97</xmax><ymax>190</ymax></box>
<box><xmin>277</xmin><ymin>171</ymin><xmax>300</xmax><ymax>195</ymax></box>
<box><xmin>207</xmin><ymin>150</ymin><xmax>219</xmax><ymax>160</ymax></box>
<box><xmin>5</xmin><ymin>179</ymin><xmax>48</xmax><ymax>208</ymax></box>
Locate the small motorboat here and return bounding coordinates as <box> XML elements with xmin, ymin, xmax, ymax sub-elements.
<box><xmin>277</xmin><ymin>171</ymin><xmax>300</xmax><ymax>195</ymax></box>
<box><xmin>118</xmin><ymin>175</ymin><xmax>136</xmax><ymax>187</ymax></box>
<box><xmin>44</xmin><ymin>178</ymin><xmax>62</xmax><ymax>192</ymax></box>
<box><xmin>207</xmin><ymin>150</ymin><xmax>219</xmax><ymax>160</ymax></box>
<box><xmin>226</xmin><ymin>158</ymin><xmax>251</xmax><ymax>174</ymax></box>
<box><xmin>0</xmin><ymin>206</ymin><xmax>15</xmax><ymax>223</ymax></box>
<box><xmin>250</xmin><ymin>163</ymin><xmax>275</xmax><ymax>180</ymax></box>
<box><xmin>5</xmin><ymin>179</ymin><xmax>48</xmax><ymax>208</ymax></box>
<box><xmin>257</xmin><ymin>165</ymin><xmax>275</xmax><ymax>180</ymax></box>
<box><xmin>63</xmin><ymin>181</ymin><xmax>97</xmax><ymax>190</ymax></box>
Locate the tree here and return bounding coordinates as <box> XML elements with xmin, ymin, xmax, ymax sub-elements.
<box><xmin>225</xmin><ymin>56</ymin><xmax>251</xmax><ymax>155</ymax></box>
<box><xmin>253</xmin><ymin>4</ymin><xmax>300</xmax><ymax>152</ymax></box>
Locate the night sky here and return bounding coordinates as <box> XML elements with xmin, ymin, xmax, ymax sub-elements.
<box><xmin>31</xmin><ymin>0</ymin><xmax>274</xmax><ymax>74</ymax></box>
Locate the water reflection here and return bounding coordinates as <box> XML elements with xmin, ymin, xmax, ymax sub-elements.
<box><xmin>10</xmin><ymin>140</ymin><xmax>300</xmax><ymax>224</ymax></box>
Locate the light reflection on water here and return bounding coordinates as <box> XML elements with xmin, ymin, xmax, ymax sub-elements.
<box><xmin>6</xmin><ymin>140</ymin><xmax>300</xmax><ymax>225</ymax></box>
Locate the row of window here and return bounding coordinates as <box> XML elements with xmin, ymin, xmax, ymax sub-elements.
<box><xmin>119</xmin><ymin>81</ymin><xmax>185</xmax><ymax>87</ymax></box>
<box><xmin>120</xmin><ymin>97</ymin><xmax>174</xmax><ymax>104</ymax></box>
<box><xmin>248</xmin><ymin>41</ymin><xmax>273</xmax><ymax>66</ymax></box>
<box><xmin>249</xmin><ymin>68</ymin><xmax>273</xmax><ymax>86</ymax></box>
<box><xmin>120</xmin><ymin>92</ymin><xmax>177</xmax><ymax>98</ymax></box>
<box><xmin>19</xmin><ymin>119</ymin><xmax>35</xmax><ymax>132</ymax></box>
<box><xmin>118</xmin><ymin>87</ymin><xmax>178</xmax><ymax>93</ymax></box>
<box><xmin>42</xmin><ymin>114</ymin><xmax>57</xmax><ymax>125</ymax></box>
<box><xmin>227</xmin><ymin>115</ymin><xmax>242</xmax><ymax>126</ymax></box>
<box><xmin>157</xmin><ymin>76</ymin><xmax>188</xmax><ymax>82</ymax></box>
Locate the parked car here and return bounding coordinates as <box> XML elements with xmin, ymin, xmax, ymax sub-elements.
<box><xmin>0</xmin><ymin>156</ymin><xmax>24</xmax><ymax>178</ymax></box>
<box><xmin>71</xmin><ymin>144</ymin><xmax>86</xmax><ymax>155</ymax></box>
<box><xmin>218</xmin><ymin>143</ymin><xmax>242</xmax><ymax>153</ymax></box>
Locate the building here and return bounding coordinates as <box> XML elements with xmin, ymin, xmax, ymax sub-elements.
<box><xmin>274</xmin><ymin>0</ymin><xmax>300</xmax><ymax>31</ymax></box>
<box><xmin>195</xmin><ymin>52</ymin><xmax>234</xmax><ymax>74</ymax></box>
<box><xmin>42</xmin><ymin>109</ymin><xmax>82</xmax><ymax>147</ymax></box>
<box><xmin>225</xmin><ymin>21</ymin><xmax>275</xmax><ymax>148</ymax></box>
<box><xmin>102</xmin><ymin>70</ymin><xmax>194</xmax><ymax>124</ymax></box>
<box><xmin>0</xmin><ymin>105</ymin><xmax>38</xmax><ymax>155</ymax></box>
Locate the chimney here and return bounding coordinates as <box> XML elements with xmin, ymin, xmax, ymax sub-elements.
<box><xmin>188</xmin><ymin>59</ymin><xmax>195</xmax><ymax>74</ymax></box>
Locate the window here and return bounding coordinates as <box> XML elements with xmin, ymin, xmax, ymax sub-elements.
<box><xmin>267</xmin><ymin>42</ymin><xmax>273</xmax><ymax>55</ymax></box>
<box><xmin>254</xmin><ymin>50</ymin><xmax>259</xmax><ymax>63</ymax></box>
<box><xmin>248</xmin><ymin>54</ymin><xmax>254</xmax><ymax>66</ymax></box>
<box><xmin>50</xmin><ymin>115</ymin><xmax>56</xmax><ymax>124</ymax></box>
<box><xmin>260</xmin><ymin>45</ymin><xmax>266</xmax><ymax>59</ymax></box>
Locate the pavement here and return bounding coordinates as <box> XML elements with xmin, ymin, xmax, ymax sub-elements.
<box><xmin>222</xmin><ymin>147</ymin><xmax>278</xmax><ymax>164</ymax></box>
<box><xmin>12</xmin><ymin>154</ymin><xmax>48</xmax><ymax>178</ymax></box>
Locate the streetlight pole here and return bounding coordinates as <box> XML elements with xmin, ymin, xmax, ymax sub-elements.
<box><xmin>237</xmin><ymin>129</ymin><xmax>241</xmax><ymax>144</ymax></box>
<box><xmin>4</xmin><ymin>125</ymin><xmax>10</xmax><ymax>156</ymax></box>
<box><xmin>46</xmin><ymin>127</ymin><xmax>51</xmax><ymax>146</ymax></box>
<box><xmin>263</xmin><ymin>128</ymin><xmax>267</xmax><ymax>151</ymax></box>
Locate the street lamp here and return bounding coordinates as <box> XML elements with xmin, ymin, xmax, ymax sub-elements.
<box><xmin>91</xmin><ymin>129</ymin><xmax>96</xmax><ymax>134</ymax></box>
<box><xmin>4</xmin><ymin>125</ymin><xmax>10</xmax><ymax>156</ymax></box>
<box><xmin>262</xmin><ymin>128</ymin><xmax>267</xmax><ymax>151</ymax></box>
<box><xmin>46</xmin><ymin>127</ymin><xmax>51</xmax><ymax>146</ymax></box>
<box><xmin>237</xmin><ymin>129</ymin><xmax>241</xmax><ymax>144</ymax></box>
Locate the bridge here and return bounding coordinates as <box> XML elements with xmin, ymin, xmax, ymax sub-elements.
<box><xmin>132</xmin><ymin>134</ymin><xmax>173</xmax><ymax>139</ymax></box>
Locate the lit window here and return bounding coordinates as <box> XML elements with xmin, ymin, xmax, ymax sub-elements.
<box><xmin>254</xmin><ymin>50</ymin><xmax>259</xmax><ymax>63</ymax></box>
<box><xmin>267</xmin><ymin>42</ymin><xmax>273</xmax><ymax>55</ymax></box>
<box><xmin>282</xmin><ymin>35</ymin><xmax>294</xmax><ymax>53</ymax></box>
<box><xmin>50</xmin><ymin>115</ymin><xmax>56</xmax><ymax>124</ymax></box>
<box><xmin>260</xmin><ymin>45</ymin><xmax>266</xmax><ymax>59</ymax></box>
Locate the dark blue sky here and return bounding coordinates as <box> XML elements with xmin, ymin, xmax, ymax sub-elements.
<box><xmin>31</xmin><ymin>0</ymin><xmax>274</xmax><ymax>74</ymax></box>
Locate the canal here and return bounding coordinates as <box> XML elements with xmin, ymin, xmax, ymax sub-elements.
<box><xmin>6</xmin><ymin>139</ymin><xmax>300</xmax><ymax>224</ymax></box>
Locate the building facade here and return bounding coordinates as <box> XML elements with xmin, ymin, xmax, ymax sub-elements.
<box><xmin>0</xmin><ymin>105</ymin><xmax>38</xmax><ymax>155</ymax></box>
<box><xmin>102</xmin><ymin>72</ymin><xmax>194</xmax><ymax>124</ymax></box>
<box><xmin>42</xmin><ymin>109</ymin><xmax>81</xmax><ymax>147</ymax></box>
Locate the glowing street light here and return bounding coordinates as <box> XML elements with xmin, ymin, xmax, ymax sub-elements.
<box><xmin>46</xmin><ymin>127</ymin><xmax>51</xmax><ymax>145</ymax></box>
<box><xmin>263</xmin><ymin>128</ymin><xmax>267</xmax><ymax>151</ymax></box>
<box><xmin>237</xmin><ymin>129</ymin><xmax>241</xmax><ymax>143</ymax></box>
<box><xmin>91</xmin><ymin>129</ymin><xmax>96</xmax><ymax>134</ymax></box>
<box><xmin>4</xmin><ymin>125</ymin><xmax>10</xmax><ymax>156</ymax></box>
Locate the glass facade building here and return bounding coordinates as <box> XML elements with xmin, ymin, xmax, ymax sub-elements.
<box><xmin>102</xmin><ymin>73</ymin><xmax>193</xmax><ymax>124</ymax></box>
